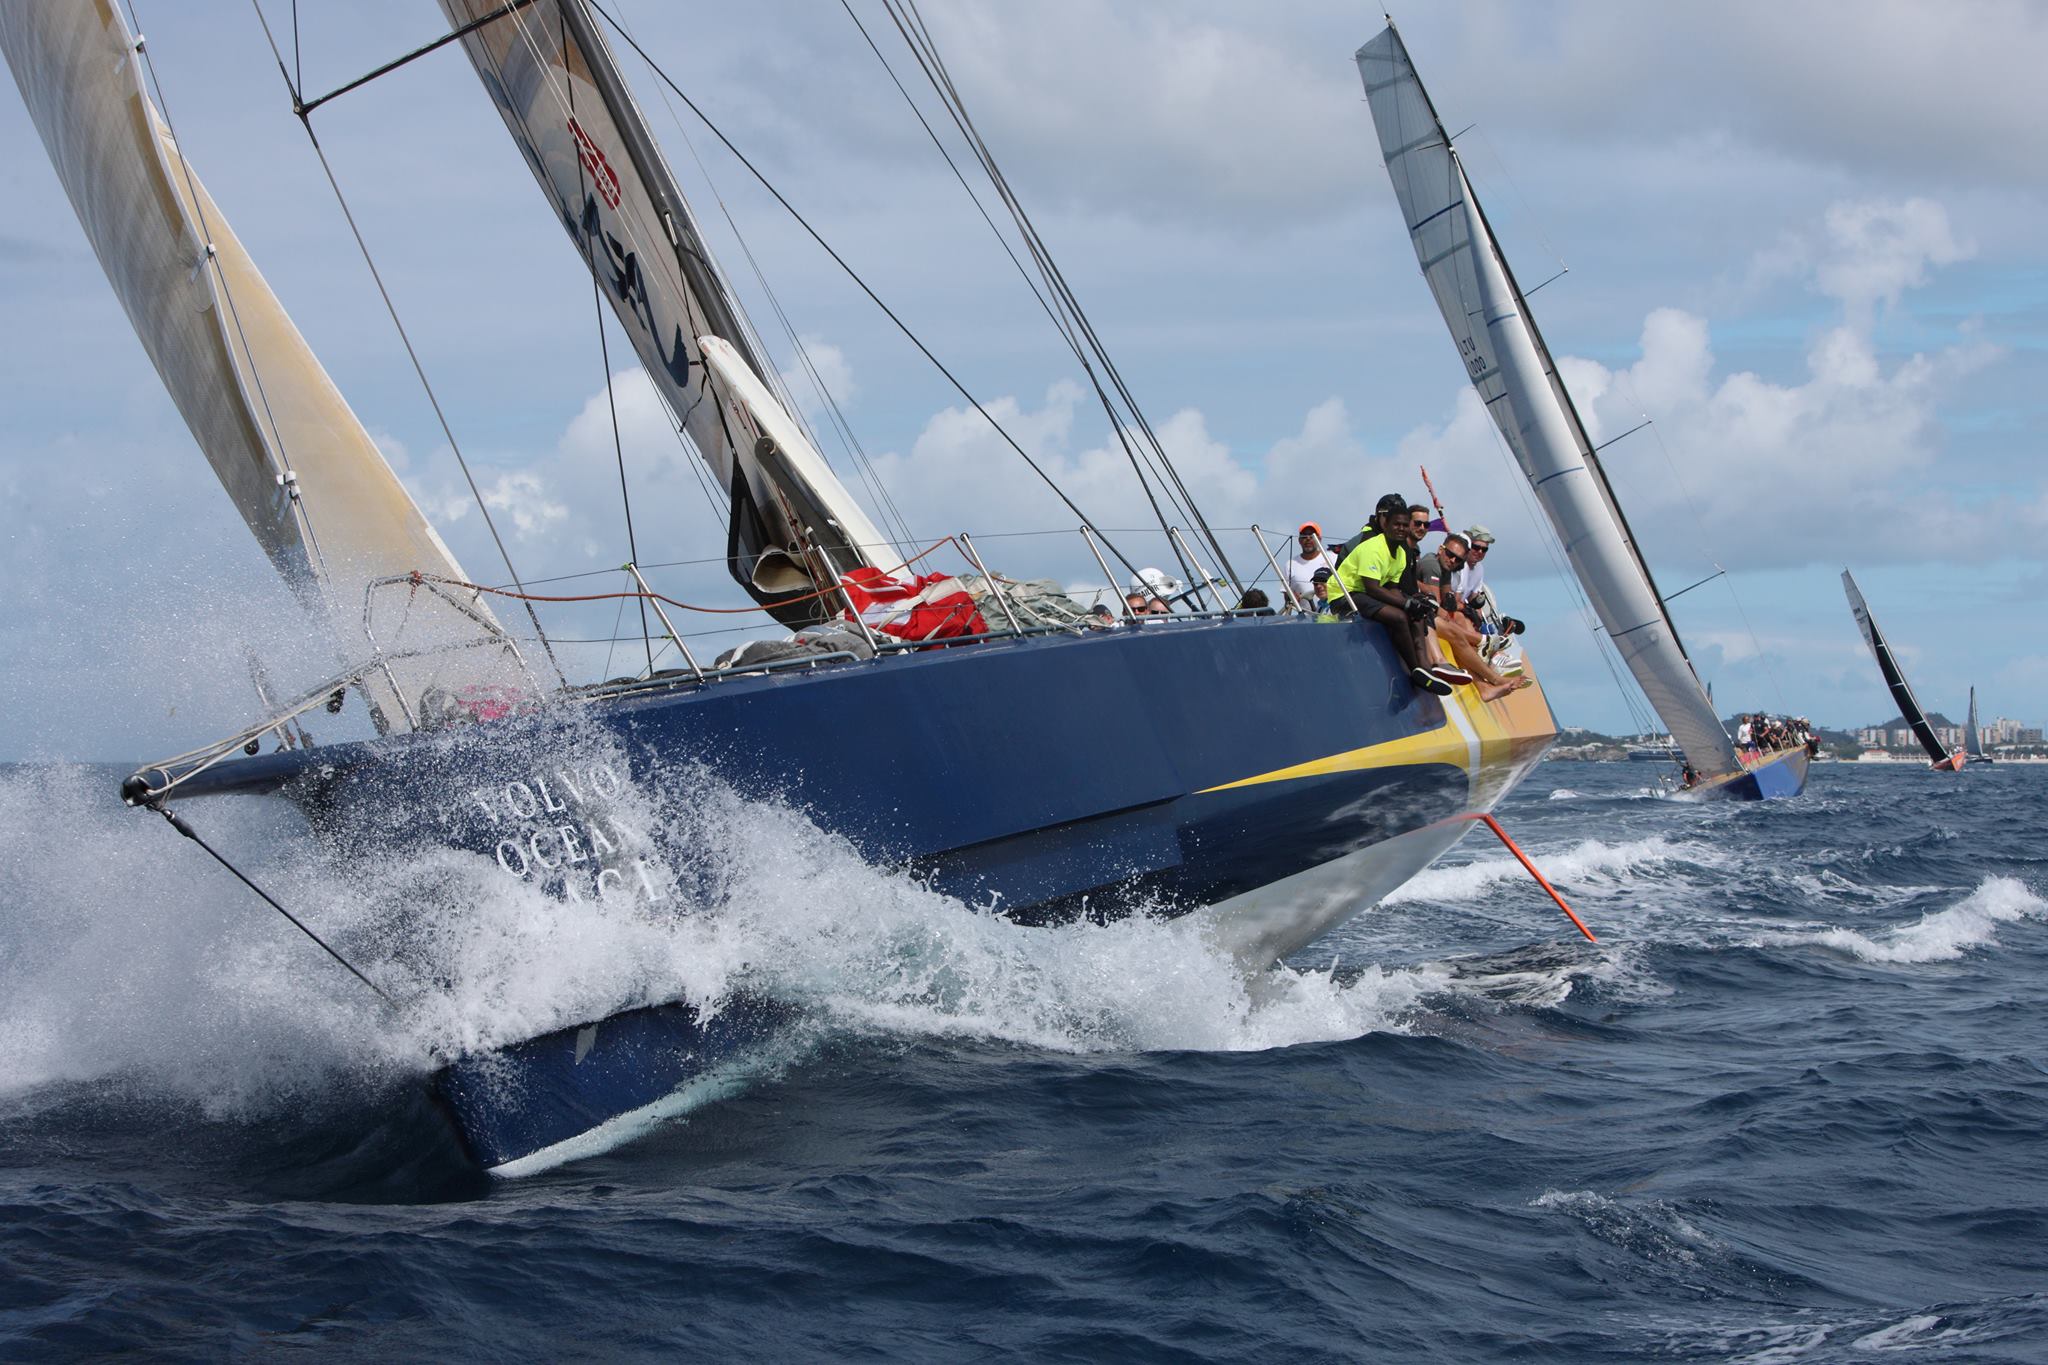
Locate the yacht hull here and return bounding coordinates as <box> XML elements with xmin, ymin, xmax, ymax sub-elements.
<box><xmin>146</xmin><ymin>615</ymin><xmax>1559</xmax><ymax>1169</ymax></box>
<box><xmin>1689</xmin><ymin>746</ymin><xmax>1811</xmax><ymax>802</ymax></box>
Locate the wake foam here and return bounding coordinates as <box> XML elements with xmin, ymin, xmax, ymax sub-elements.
<box><xmin>1767</xmin><ymin>876</ymin><xmax>2045</xmax><ymax>964</ymax></box>
<box><xmin>1385</xmin><ymin>835</ymin><xmax>1711</xmax><ymax>905</ymax></box>
<box><xmin>0</xmin><ymin>744</ymin><xmax>1430</xmax><ymax>1119</ymax></box>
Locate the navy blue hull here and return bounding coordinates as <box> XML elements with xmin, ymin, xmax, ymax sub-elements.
<box><xmin>435</xmin><ymin>997</ymin><xmax>794</xmax><ymax>1171</ymax></box>
<box><xmin>149</xmin><ymin>616</ymin><xmax>1556</xmax><ymax>1169</ymax></box>
<box><xmin>1694</xmin><ymin>747</ymin><xmax>1810</xmax><ymax>802</ymax></box>
<box><xmin>169</xmin><ymin>616</ymin><xmax>1541</xmax><ymax>916</ymax></box>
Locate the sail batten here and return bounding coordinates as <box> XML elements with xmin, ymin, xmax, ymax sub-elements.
<box><xmin>437</xmin><ymin>0</ymin><xmax>890</xmax><ymax>624</ymax></box>
<box><xmin>1358</xmin><ymin>24</ymin><xmax>1739</xmax><ymax>777</ymax></box>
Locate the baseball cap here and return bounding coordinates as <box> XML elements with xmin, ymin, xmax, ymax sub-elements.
<box><xmin>1128</xmin><ymin>566</ymin><xmax>1181</xmax><ymax>597</ymax></box>
<box><xmin>1375</xmin><ymin>493</ymin><xmax>1408</xmax><ymax>517</ymax></box>
<box><xmin>1298</xmin><ymin>521</ymin><xmax>1322</xmax><ymax>536</ymax></box>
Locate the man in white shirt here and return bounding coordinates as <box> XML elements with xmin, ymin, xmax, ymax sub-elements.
<box><xmin>1283</xmin><ymin>522</ymin><xmax>1340</xmax><ymax>610</ymax></box>
<box><xmin>1451</xmin><ymin>524</ymin><xmax>1494</xmax><ymax>600</ymax></box>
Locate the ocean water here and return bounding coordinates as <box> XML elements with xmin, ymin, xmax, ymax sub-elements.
<box><xmin>1</xmin><ymin>757</ymin><xmax>2044</xmax><ymax>1361</ymax></box>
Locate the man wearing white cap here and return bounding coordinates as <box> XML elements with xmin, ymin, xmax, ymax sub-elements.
<box><xmin>1452</xmin><ymin>525</ymin><xmax>1494</xmax><ymax>600</ymax></box>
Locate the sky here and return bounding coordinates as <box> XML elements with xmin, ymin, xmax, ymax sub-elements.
<box><xmin>2</xmin><ymin>0</ymin><xmax>2045</xmax><ymax>759</ymax></box>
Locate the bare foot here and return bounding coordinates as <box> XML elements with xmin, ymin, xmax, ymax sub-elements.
<box><xmin>1477</xmin><ymin>677</ymin><xmax>1531</xmax><ymax>702</ymax></box>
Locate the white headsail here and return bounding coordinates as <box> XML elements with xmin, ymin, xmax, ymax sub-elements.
<box><xmin>1357</xmin><ymin>24</ymin><xmax>1740</xmax><ymax>778</ymax></box>
<box><xmin>1</xmin><ymin>0</ymin><xmax>500</xmax><ymax>725</ymax></box>
<box><xmin>437</xmin><ymin>0</ymin><xmax>892</xmax><ymax>623</ymax></box>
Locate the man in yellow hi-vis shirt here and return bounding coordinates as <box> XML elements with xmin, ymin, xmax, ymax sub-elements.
<box><xmin>1326</xmin><ymin>493</ymin><xmax>1453</xmax><ymax>697</ymax></box>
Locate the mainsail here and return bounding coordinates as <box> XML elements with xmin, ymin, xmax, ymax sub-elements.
<box><xmin>1</xmin><ymin>0</ymin><xmax>500</xmax><ymax>724</ymax></box>
<box><xmin>1842</xmin><ymin>570</ymin><xmax>1954</xmax><ymax>768</ymax></box>
<box><xmin>1357</xmin><ymin>24</ymin><xmax>1741</xmax><ymax>778</ymax></box>
<box><xmin>1965</xmin><ymin>687</ymin><xmax>1985</xmax><ymax>761</ymax></box>
<box><xmin>437</xmin><ymin>0</ymin><xmax>891</xmax><ymax>624</ymax></box>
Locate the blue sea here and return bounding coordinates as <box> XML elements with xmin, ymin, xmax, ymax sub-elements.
<box><xmin>1</xmin><ymin>759</ymin><xmax>2044</xmax><ymax>1361</ymax></box>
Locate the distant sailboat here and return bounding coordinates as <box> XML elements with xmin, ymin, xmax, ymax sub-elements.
<box><xmin>1965</xmin><ymin>687</ymin><xmax>1993</xmax><ymax>764</ymax></box>
<box><xmin>1355</xmin><ymin>22</ymin><xmax>1807</xmax><ymax>801</ymax></box>
<box><xmin>1842</xmin><ymin>571</ymin><xmax>1964</xmax><ymax>771</ymax></box>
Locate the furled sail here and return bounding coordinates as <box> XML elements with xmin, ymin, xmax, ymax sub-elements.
<box><xmin>1842</xmin><ymin>570</ymin><xmax>1954</xmax><ymax>768</ymax></box>
<box><xmin>1357</xmin><ymin>24</ymin><xmax>1741</xmax><ymax>778</ymax></box>
<box><xmin>1</xmin><ymin>0</ymin><xmax>500</xmax><ymax>725</ymax></box>
<box><xmin>437</xmin><ymin>0</ymin><xmax>891</xmax><ymax>624</ymax></box>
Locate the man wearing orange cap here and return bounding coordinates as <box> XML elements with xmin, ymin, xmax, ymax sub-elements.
<box><xmin>1283</xmin><ymin>522</ymin><xmax>1340</xmax><ymax>611</ymax></box>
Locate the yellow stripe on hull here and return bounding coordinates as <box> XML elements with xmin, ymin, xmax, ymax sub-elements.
<box><xmin>1199</xmin><ymin>645</ymin><xmax>1558</xmax><ymax>795</ymax></box>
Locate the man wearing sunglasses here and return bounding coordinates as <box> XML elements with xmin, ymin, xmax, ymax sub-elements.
<box><xmin>1450</xmin><ymin>525</ymin><xmax>1527</xmax><ymax>660</ymax></box>
<box><xmin>1417</xmin><ymin>533</ymin><xmax>1528</xmax><ymax>702</ymax></box>
<box><xmin>1284</xmin><ymin>522</ymin><xmax>1340</xmax><ymax>611</ymax></box>
<box><xmin>1452</xmin><ymin>525</ymin><xmax>1494</xmax><ymax>599</ymax></box>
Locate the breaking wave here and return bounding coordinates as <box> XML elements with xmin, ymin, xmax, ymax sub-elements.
<box><xmin>1385</xmin><ymin>835</ymin><xmax>1714</xmax><ymax>906</ymax></box>
<box><xmin>1763</xmin><ymin>876</ymin><xmax>2045</xmax><ymax>964</ymax></box>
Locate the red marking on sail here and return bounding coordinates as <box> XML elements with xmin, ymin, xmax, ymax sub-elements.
<box><xmin>569</xmin><ymin>118</ymin><xmax>622</xmax><ymax>209</ymax></box>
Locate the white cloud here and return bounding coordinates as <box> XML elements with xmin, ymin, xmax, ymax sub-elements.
<box><xmin>480</xmin><ymin>470</ymin><xmax>568</xmax><ymax>540</ymax></box>
<box><xmin>1813</xmin><ymin>198</ymin><xmax>1974</xmax><ymax>320</ymax></box>
<box><xmin>776</xmin><ymin>335</ymin><xmax>857</xmax><ymax>419</ymax></box>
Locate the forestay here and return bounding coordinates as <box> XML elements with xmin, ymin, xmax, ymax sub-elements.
<box><xmin>438</xmin><ymin>0</ymin><xmax>890</xmax><ymax>624</ymax></box>
<box><xmin>1356</xmin><ymin>24</ymin><xmax>1740</xmax><ymax>778</ymax></box>
<box><xmin>0</xmin><ymin>0</ymin><xmax>498</xmax><ymax>725</ymax></box>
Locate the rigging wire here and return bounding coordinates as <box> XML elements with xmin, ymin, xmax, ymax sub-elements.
<box><xmin>146</xmin><ymin>801</ymin><xmax>395</xmax><ymax>1008</ymax></box>
<box><xmin>582</xmin><ymin>0</ymin><xmax>1152</xmax><ymax>587</ymax></box>
<box><xmin>591</xmin><ymin>277</ymin><xmax>655</xmax><ymax>675</ymax></box>
<box><xmin>841</xmin><ymin>0</ymin><xmax>1193</xmax><ymax>590</ymax></box>
<box><xmin>244</xmin><ymin>0</ymin><xmax>568</xmax><ymax>688</ymax></box>
<box><xmin>560</xmin><ymin>14</ymin><xmax>654</xmax><ymax>675</ymax></box>
<box><xmin>881</xmin><ymin>0</ymin><xmax>1243</xmax><ymax>598</ymax></box>
<box><xmin>895</xmin><ymin>0</ymin><xmax>1241</xmax><ymax>595</ymax></box>
<box><xmin>494</xmin><ymin>0</ymin><xmax>917</xmax><ymax>603</ymax></box>
<box><xmin>633</xmin><ymin>66</ymin><xmax>921</xmax><ymax>553</ymax></box>
<box><xmin>490</xmin><ymin>0</ymin><xmax>791</xmax><ymax>595</ymax></box>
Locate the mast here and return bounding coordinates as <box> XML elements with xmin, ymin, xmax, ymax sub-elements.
<box><xmin>1842</xmin><ymin>570</ymin><xmax>1954</xmax><ymax>767</ymax></box>
<box><xmin>1357</xmin><ymin>23</ymin><xmax>1740</xmax><ymax>777</ymax></box>
<box><xmin>437</xmin><ymin>0</ymin><xmax>891</xmax><ymax>625</ymax></box>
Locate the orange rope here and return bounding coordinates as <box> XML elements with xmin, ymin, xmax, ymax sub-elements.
<box><xmin>415</xmin><ymin>536</ymin><xmax>960</xmax><ymax>616</ymax></box>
